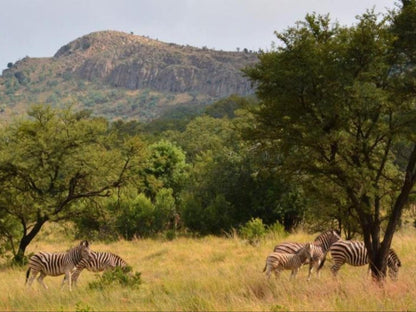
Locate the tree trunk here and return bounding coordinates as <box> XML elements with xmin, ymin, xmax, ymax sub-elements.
<box><xmin>13</xmin><ymin>217</ymin><xmax>48</xmax><ymax>265</ymax></box>
<box><xmin>367</xmin><ymin>144</ymin><xmax>416</xmax><ymax>281</ymax></box>
<box><xmin>369</xmin><ymin>247</ymin><xmax>388</xmax><ymax>281</ymax></box>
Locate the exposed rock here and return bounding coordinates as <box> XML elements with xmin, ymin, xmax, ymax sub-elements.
<box><xmin>54</xmin><ymin>31</ymin><xmax>256</xmax><ymax>97</ymax></box>
<box><xmin>0</xmin><ymin>30</ymin><xmax>258</xmax><ymax>121</ymax></box>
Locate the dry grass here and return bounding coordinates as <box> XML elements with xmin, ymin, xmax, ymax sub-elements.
<box><xmin>1</xmin><ymin>227</ymin><xmax>415</xmax><ymax>311</ymax></box>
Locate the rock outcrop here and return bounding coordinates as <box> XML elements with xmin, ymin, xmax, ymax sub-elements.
<box><xmin>54</xmin><ymin>31</ymin><xmax>257</xmax><ymax>97</ymax></box>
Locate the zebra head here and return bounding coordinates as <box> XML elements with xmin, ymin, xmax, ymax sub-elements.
<box><xmin>297</xmin><ymin>242</ymin><xmax>313</xmax><ymax>263</ymax></box>
<box><xmin>387</xmin><ymin>249</ymin><xmax>401</xmax><ymax>281</ymax></box>
<box><xmin>78</xmin><ymin>240</ymin><xmax>92</xmax><ymax>262</ymax></box>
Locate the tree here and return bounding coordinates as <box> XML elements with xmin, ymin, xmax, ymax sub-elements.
<box><xmin>0</xmin><ymin>105</ymin><xmax>145</xmax><ymax>263</ymax></box>
<box><xmin>243</xmin><ymin>2</ymin><xmax>416</xmax><ymax>280</ymax></box>
<box><xmin>141</xmin><ymin>139</ymin><xmax>188</xmax><ymax>201</ymax></box>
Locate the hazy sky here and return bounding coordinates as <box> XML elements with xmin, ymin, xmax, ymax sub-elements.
<box><xmin>1</xmin><ymin>0</ymin><xmax>395</xmax><ymax>71</ymax></box>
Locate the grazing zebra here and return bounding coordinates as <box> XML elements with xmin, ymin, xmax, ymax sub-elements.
<box><xmin>329</xmin><ymin>240</ymin><xmax>402</xmax><ymax>280</ymax></box>
<box><xmin>63</xmin><ymin>251</ymin><xmax>128</xmax><ymax>286</ymax></box>
<box><xmin>263</xmin><ymin>243</ymin><xmax>313</xmax><ymax>280</ymax></box>
<box><xmin>273</xmin><ymin>229</ymin><xmax>341</xmax><ymax>279</ymax></box>
<box><xmin>25</xmin><ymin>240</ymin><xmax>91</xmax><ymax>291</ymax></box>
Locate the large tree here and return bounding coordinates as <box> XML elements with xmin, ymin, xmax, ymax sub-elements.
<box><xmin>0</xmin><ymin>105</ymin><xmax>145</xmax><ymax>263</ymax></box>
<box><xmin>244</xmin><ymin>1</ymin><xmax>416</xmax><ymax>280</ymax></box>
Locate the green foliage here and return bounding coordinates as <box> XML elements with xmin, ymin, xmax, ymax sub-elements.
<box><xmin>116</xmin><ymin>193</ymin><xmax>155</xmax><ymax>239</ymax></box>
<box><xmin>88</xmin><ymin>266</ymin><xmax>142</xmax><ymax>290</ymax></box>
<box><xmin>243</xmin><ymin>2</ymin><xmax>416</xmax><ymax>279</ymax></box>
<box><xmin>239</xmin><ymin>217</ymin><xmax>266</xmax><ymax>245</ymax></box>
<box><xmin>102</xmin><ymin>187</ymin><xmax>179</xmax><ymax>239</ymax></box>
<box><xmin>142</xmin><ymin>139</ymin><xmax>188</xmax><ymax>200</ymax></box>
<box><xmin>204</xmin><ymin>94</ymin><xmax>256</xmax><ymax>119</ymax></box>
<box><xmin>267</xmin><ymin>221</ymin><xmax>287</xmax><ymax>238</ymax></box>
<box><xmin>182</xmin><ymin>193</ymin><xmax>234</xmax><ymax>235</ymax></box>
<box><xmin>75</xmin><ymin>302</ymin><xmax>93</xmax><ymax>312</ymax></box>
<box><xmin>0</xmin><ymin>105</ymin><xmax>145</xmax><ymax>262</ymax></box>
<box><xmin>177</xmin><ymin>112</ymin><xmax>306</xmax><ymax>234</ymax></box>
<box><xmin>154</xmin><ymin>188</ymin><xmax>177</xmax><ymax>231</ymax></box>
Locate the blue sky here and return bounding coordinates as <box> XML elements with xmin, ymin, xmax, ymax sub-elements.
<box><xmin>1</xmin><ymin>0</ymin><xmax>394</xmax><ymax>71</ymax></box>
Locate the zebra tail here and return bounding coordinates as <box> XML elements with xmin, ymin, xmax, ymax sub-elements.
<box><xmin>25</xmin><ymin>268</ymin><xmax>31</xmax><ymax>284</ymax></box>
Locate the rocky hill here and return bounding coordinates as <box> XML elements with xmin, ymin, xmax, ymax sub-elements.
<box><xmin>0</xmin><ymin>31</ymin><xmax>257</xmax><ymax>121</ymax></box>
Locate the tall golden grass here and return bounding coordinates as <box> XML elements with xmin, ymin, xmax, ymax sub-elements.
<box><xmin>1</xmin><ymin>225</ymin><xmax>415</xmax><ymax>311</ymax></box>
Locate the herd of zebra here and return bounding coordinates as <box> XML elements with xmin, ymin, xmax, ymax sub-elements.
<box><xmin>264</xmin><ymin>230</ymin><xmax>402</xmax><ymax>281</ymax></box>
<box><xmin>25</xmin><ymin>240</ymin><xmax>128</xmax><ymax>291</ymax></box>
<box><xmin>24</xmin><ymin>230</ymin><xmax>402</xmax><ymax>291</ymax></box>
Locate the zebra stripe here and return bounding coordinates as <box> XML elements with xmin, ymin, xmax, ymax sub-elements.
<box><xmin>273</xmin><ymin>229</ymin><xmax>341</xmax><ymax>279</ymax></box>
<box><xmin>64</xmin><ymin>251</ymin><xmax>128</xmax><ymax>285</ymax></box>
<box><xmin>264</xmin><ymin>243</ymin><xmax>313</xmax><ymax>279</ymax></box>
<box><xmin>329</xmin><ymin>240</ymin><xmax>401</xmax><ymax>280</ymax></box>
<box><xmin>25</xmin><ymin>240</ymin><xmax>91</xmax><ymax>291</ymax></box>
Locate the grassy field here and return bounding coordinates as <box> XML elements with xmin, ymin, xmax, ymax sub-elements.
<box><xmin>1</xmin><ymin>226</ymin><xmax>415</xmax><ymax>311</ymax></box>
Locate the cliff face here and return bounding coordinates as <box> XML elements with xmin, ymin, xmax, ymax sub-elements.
<box><xmin>55</xmin><ymin>31</ymin><xmax>256</xmax><ymax>97</ymax></box>
<box><xmin>0</xmin><ymin>31</ymin><xmax>258</xmax><ymax>121</ymax></box>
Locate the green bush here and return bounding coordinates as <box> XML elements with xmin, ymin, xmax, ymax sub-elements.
<box><xmin>267</xmin><ymin>221</ymin><xmax>288</xmax><ymax>239</ymax></box>
<box><xmin>116</xmin><ymin>194</ymin><xmax>155</xmax><ymax>239</ymax></box>
<box><xmin>88</xmin><ymin>266</ymin><xmax>141</xmax><ymax>290</ymax></box>
<box><xmin>239</xmin><ymin>217</ymin><xmax>266</xmax><ymax>245</ymax></box>
<box><xmin>181</xmin><ymin>194</ymin><xmax>234</xmax><ymax>235</ymax></box>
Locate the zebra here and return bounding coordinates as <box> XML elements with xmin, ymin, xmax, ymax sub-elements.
<box><xmin>273</xmin><ymin>229</ymin><xmax>341</xmax><ymax>279</ymax></box>
<box><xmin>263</xmin><ymin>243</ymin><xmax>313</xmax><ymax>280</ymax></box>
<box><xmin>25</xmin><ymin>240</ymin><xmax>91</xmax><ymax>291</ymax></box>
<box><xmin>329</xmin><ymin>240</ymin><xmax>402</xmax><ymax>280</ymax></box>
<box><xmin>63</xmin><ymin>251</ymin><xmax>128</xmax><ymax>286</ymax></box>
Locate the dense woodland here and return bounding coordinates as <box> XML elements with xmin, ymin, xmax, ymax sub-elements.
<box><xmin>1</xmin><ymin>0</ymin><xmax>416</xmax><ymax>282</ymax></box>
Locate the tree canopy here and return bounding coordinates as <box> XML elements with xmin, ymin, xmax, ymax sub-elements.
<box><xmin>0</xmin><ymin>105</ymin><xmax>145</xmax><ymax>263</ymax></box>
<box><xmin>243</xmin><ymin>1</ymin><xmax>416</xmax><ymax>280</ymax></box>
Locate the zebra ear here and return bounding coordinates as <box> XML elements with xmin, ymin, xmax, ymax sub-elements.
<box><xmin>80</xmin><ymin>240</ymin><xmax>89</xmax><ymax>248</ymax></box>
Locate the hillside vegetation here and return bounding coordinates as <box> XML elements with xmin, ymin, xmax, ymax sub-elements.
<box><xmin>0</xmin><ymin>31</ymin><xmax>257</xmax><ymax>121</ymax></box>
<box><xmin>1</xmin><ymin>226</ymin><xmax>415</xmax><ymax>311</ymax></box>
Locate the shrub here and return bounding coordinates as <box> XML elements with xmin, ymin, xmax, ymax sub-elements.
<box><xmin>239</xmin><ymin>217</ymin><xmax>267</xmax><ymax>245</ymax></box>
<box><xmin>88</xmin><ymin>266</ymin><xmax>141</xmax><ymax>290</ymax></box>
<box><xmin>267</xmin><ymin>221</ymin><xmax>288</xmax><ymax>240</ymax></box>
<box><xmin>116</xmin><ymin>194</ymin><xmax>155</xmax><ymax>239</ymax></box>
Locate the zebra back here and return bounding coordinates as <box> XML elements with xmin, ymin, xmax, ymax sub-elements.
<box><xmin>329</xmin><ymin>240</ymin><xmax>368</xmax><ymax>266</ymax></box>
<box><xmin>273</xmin><ymin>242</ymin><xmax>304</xmax><ymax>253</ymax></box>
<box><xmin>273</xmin><ymin>230</ymin><xmax>340</xmax><ymax>254</ymax></box>
<box><xmin>78</xmin><ymin>251</ymin><xmax>128</xmax><ymax>272</ymax></box>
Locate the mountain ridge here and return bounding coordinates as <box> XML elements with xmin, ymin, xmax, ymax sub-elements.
<box><xmin>0</xmin><ymin>30</ymin><xmax>257</xmax><ymax>121</ymax></box>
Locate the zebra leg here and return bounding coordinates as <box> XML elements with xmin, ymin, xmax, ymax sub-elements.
<box><xmin>273</xmin><ymin>267</ymin><xmax>282</xmax><ymax>279</ymax></box>
<box><xmin>68</xmin><ymin>272</ymin><xmax>73</xmax><ymax>292</ymax></box>
<box><xmin>61</xmin><ymin>271</ymin><xmax>73</xmax><ymax>291</ymax></box>
<box><xmin>307</xmin><ymin>262</ymin><xmax>314</xmax><ymax>281</ymax></box>
<box><xmin>330</xmin><ymin>263</ymin><xmax>342</xmax><ymax>278</ymax></box>
<box><xmin>316</xmin><ymin>262</ymin><xmax>322</xmax><ymax>278</ymax></box>
<box><xmin>313</xmin><ymin>260</ymin><xmax>322</xmax><ymax>279</ymax></box>
<box><xmin>290</xmin><ymin>268</ymin><xmax>299</xmax><ymax>280</ymax></box>
<box><xmin>37</xmin><ymin>272</ymin><xmax>48</xmax><ymax>289</ymax></box>
<box><xmin>26</xmin><ymin>270</ymin><xmax>38</xmax><ymax>287</ymax></box>
<box><xmin>71</xmin><ymin>269</ymin><xmax>82</xmax><ymax>287</ymax></box>
<box><xmin>264</xmin><ymin>264</ymin><xmax>272</xmax><ymax>279</ymax></box>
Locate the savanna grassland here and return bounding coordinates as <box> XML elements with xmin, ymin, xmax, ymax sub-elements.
<box><xmin>1</xmin><ymin>226</ymin><xmax>416</xmax><ymax>311</ymax></box>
